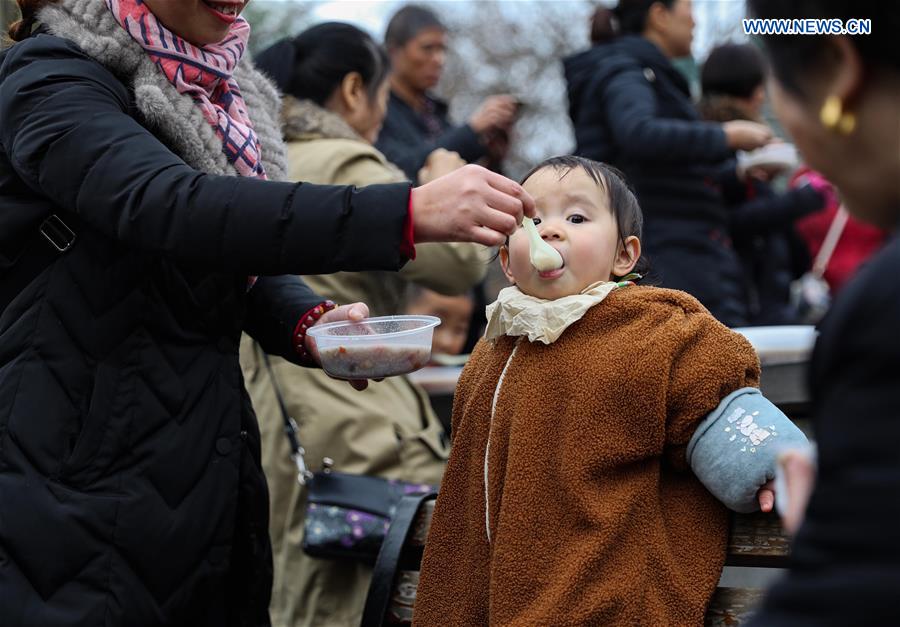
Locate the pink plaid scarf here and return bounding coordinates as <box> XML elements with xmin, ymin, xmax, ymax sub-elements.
<box><xmin>106</xmin><ymin>0</ymin><xmax>267</xmax><ymax>179</ymax></box>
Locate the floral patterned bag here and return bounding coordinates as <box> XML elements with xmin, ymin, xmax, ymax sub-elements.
<box><xmin>302</xmin><ymin>469</ymin><xmax>433</xmax><ymax>563</ymax></box>
<box><xmin>262</xmin><ymin>353</ymin><xmax>434</xmax><ymax>563</ymax></box>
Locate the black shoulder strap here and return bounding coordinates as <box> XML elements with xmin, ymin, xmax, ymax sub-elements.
<box><xmin>0</xmin><ymin>214</ymin><xmax>77</xmax><ymax>316</ymax></box>
<box><xmin>361</xmin><ymin>490</ymin><xmax>438</xmax><ymax>627</ymax></box>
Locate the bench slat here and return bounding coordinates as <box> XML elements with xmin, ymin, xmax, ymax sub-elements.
<box><xmin>726</xmin><ymin>511</ymin><xmax>790</xmax><ymax>568</ymax></box>
<box><xmin>705</xmin><ymin>587</ymin><xmax>766</xmax><ymax>626</ymax></box>
<box><xmin>386</xmin><ymin>571</ymin><xmax>419</xmax><ymax>626</ymax></box>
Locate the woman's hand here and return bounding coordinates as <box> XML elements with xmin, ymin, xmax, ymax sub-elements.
<box><xmin>418</xmin><ymin>148</ymin><xmax>467</xmax><ymax>185</ymax></box>
<box><xmin>723</xmin><ymin>120</ymin><xmax>774</xmax><ymax>151</ymax></box>
<box><xmin>305</xmin><ymin>302</ymin><xmax>373</xmax><ymax>391</ymax></box>
<box><xmin>776</xmin><ymin>449</ymin><xmax>817</xmax><ymax>535</ymax></box>
<box><xmin>482</xmin><ymin>128</ymin><xmax>512</xmax><ymax>165</ymax></box>
<box><xmin>411</xmin><ymin>164</ymin><xmax>535</xmax><ymax>247</ymax></box>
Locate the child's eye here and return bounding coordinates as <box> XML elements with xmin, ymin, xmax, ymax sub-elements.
<box><xmin>568</xmin><ymin>214</ymin><xmax>586</xmax><ymax>224</ymax></box>
<box><xmin>531</xmin><ymin>218</ymin><xmax>542</xmax><ymax>226</ymax></box>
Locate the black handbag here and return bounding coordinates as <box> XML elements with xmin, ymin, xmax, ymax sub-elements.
<box><xmin>262</xmin><ymin>353</ymin><xmax>435</xmax><ymax>564</ymax></box>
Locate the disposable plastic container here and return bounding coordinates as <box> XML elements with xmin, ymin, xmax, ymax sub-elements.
<box><xmin>737</xmin><ymin>143</ymin><xmax>799</xmax><ymax>173</ymax></box>
<box><xmin>307</xmin><ymin>315</ymin><xmax>440</xmax><ymax>380</ymax></box>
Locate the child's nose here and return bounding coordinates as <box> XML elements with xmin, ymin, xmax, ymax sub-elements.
<box><xmin>540</xmin><ymin>223</ymin><xmax>564</xmax><ymax>241</ymax></box>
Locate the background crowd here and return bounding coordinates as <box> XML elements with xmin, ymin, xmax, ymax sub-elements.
<box><xmin>1</xmin><ymin>0</ymin><xmax>897</xmax><ymax>626</ymax></box>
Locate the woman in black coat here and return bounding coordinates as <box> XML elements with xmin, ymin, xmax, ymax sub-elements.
<box><xmin>745</xmin><ymin>0</ymin><xmax>900</xmax><ymax>624</ymax></box>
<box><xmin>563</xmin><ymin>0</ymin><xmax>772</xmax><ymax>326</ymax></box>
<box><xmin>0</xmin><ymin>1</ymin><xmax>533</xmax><ymax>625</ymax></box>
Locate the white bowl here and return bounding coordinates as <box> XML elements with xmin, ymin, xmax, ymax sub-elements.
<box><xmin>737</xmin><ymin>143</ymin><xmax>799</xmax><ymax>172</ymax></box>
<box><xmin>307</xmin><ymin>315</ymin><xmax>440</xmax><ymax>379</ymax></box>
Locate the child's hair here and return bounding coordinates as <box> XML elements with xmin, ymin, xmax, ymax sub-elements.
<box><xmin>255</xmin><ymin>23</ymin><xmax>390</xmax><ymax>106</ymax></box>
<box><xmin>520</xmin><ymin>155</ymin><xmax>648</xmax><ymax>278</ymax></box>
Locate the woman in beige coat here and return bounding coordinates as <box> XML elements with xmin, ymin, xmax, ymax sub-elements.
<box><xmin>242</xmin><ymin>23</ymin><xmax>485</xmax><ymax>627</ymax></box>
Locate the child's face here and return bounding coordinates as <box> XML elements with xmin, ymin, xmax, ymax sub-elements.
<box><xmin>406</xmin><ymin>291</ymin><xmax>474</xmax><ymax>357</ymax></box>
<box><xmin>500</xmin><ymin>167</ymin><xmax>639</xmax><ymax>300</ymax></box>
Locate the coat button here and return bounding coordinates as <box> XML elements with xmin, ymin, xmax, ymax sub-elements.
<box><xmin>216</xmin><ymin>437</ymin><xmax>232</xmax><ymax>455</ymax></box>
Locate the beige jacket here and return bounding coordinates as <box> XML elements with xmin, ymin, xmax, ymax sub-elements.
<box><xmin>241</xmin><ymin>98</ymin><xmax>486</xmax><ymax>627</ymax></box>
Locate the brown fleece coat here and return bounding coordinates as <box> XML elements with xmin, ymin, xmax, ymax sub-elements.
<box><xmin>414</xmin><ymin>287</ymin><xmax>760</xmax><ymax>626</ymax></box>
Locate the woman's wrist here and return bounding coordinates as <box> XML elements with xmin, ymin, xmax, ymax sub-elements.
<box><xmin>400</xmin><ymin>189</ymin><xmax>416</xmax><ymax>260</ymax></box>
<box><xmin>292</xmin><ymin>300</ymin><xmax>337</xmax><ymax>365</ymax></box>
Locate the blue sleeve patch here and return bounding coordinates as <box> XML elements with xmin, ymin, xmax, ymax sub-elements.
<box><xmin>686</xmin><ymin>387</ymin><xmax>809</xmax><ymax>513</ymax></box>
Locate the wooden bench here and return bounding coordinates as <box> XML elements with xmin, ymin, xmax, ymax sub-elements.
<box><xmin>371</xmin><ymin>501</ymin><xmax>789</xmax><ymax>626</ymax></box>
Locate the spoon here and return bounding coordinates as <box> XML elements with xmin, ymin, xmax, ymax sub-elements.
<box><xmin>522</xmin><ymin>217</ymin><xmax>563</xmax><ymax>272</ymax></box>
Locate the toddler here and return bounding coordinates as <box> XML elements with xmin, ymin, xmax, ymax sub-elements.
<box><xmin>413</xmin><ymin>156</ymin><xmax>807</xmax><ymax>626</ymax></box>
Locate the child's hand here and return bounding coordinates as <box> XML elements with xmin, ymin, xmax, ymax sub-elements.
<box><xmin>756</xmin><ymin>479</ymin><xmax>776</xmax><ymax>513</ymax></box>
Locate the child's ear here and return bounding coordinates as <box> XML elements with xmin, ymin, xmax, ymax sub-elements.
<box><xmin>613</xmin><ymin>236</ymin><xmax>641</xmax><ymax>278</ymax></box>
<box><xmin>499</xmin><ymin>245</ymin><xmax>516</xmax><ymax>285</ymax></box>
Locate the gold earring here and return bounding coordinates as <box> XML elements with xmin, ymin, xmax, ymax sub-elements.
<box><xmin>820</xmin><ymin>95</ymin><xmax>856</xmax><ymax>135</ymax></box>
<box><xmin>838</xmin><ymin>110</ymin><xmax>856</xmax><ymax>134</ymax></box>
<box><xmin>820</xmin><ymin>95</ymin><xmax>841</xmax><ymax>128</ymax></box>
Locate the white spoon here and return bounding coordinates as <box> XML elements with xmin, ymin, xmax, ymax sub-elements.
<box><xmin>522</xmin><ymin>217</ymin><xmax>563</xmax><ymax>272</ymax></box>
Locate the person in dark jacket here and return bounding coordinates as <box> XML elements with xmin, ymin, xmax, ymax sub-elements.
<box><xmin>563</xmin><ymin>0</ymin><xmax>773</xmax><ymax>326</ymax></box>
<box><xmin>375</xmin><ymin>4</ymin><xmax>519</xmax><ymax>181</ymax></box>
<box><xmin>0</xmin><ymin>1</ymin><xmax>534</xmax><ymax>626</ymax></box>
<box><xmin>744</xmin><ymin>0</ymin><xmax>900</xmax><ymax>624</ymax></box>
<box><xmin>700</xmin><ymin>43</ymin><xmax>827</xmax><ymax>325</ymax></box>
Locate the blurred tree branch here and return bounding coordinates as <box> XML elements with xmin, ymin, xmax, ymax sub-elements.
<box><xmin>424</xmin><ymin>0</ymin><xmax>595</xmax><ymax>180</ymax></box>
<box><xmin>242</xmin><ymin>0</ymin><xmax>320</xmax><ymax>55</ymax></box>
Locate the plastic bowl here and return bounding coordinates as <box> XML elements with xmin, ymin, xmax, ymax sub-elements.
<box><xmin>737</xmin><ymin>143</ymin><xmax>799</xmax><ymax>172</ymax></box>
<box><xmin>307</xmin><ymin>315</ymin><xmax>441</xmax><ymax>380</ymax></box>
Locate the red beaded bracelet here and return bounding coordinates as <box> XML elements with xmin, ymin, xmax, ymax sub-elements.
<box><xmin>292</xmin><ymin>300</ymin><xmax>338</xmax><ymax>365</ymax></box>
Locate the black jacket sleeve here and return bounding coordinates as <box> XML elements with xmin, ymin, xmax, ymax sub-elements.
<box><xmin>597</xmin><ymin>63</ymin><xmax>732</xmax><ymax>164</ymax></box>
<box><xmin>243</xmin><ymin>274</ymin><xmax>322</xmax><ymax>364</ymax></box>
<box><xmin>729</xmin><ymin>184</ymin><xmax>825</xmax><ymax>236</ymax></box>
<box><xmin>749</xmin><ymin>237</ymin><xmax>900</xmax><ymax>626</ymax></box>
<box><xmin>376</xmin><ymin>105</ymin><xmax>485</xmax><ymax>180</ymax></box>
<box><xmin>0</xmin><ymin>35</ymin><xmax>411</xmax><ymax>277</ymax></box>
